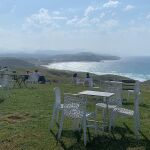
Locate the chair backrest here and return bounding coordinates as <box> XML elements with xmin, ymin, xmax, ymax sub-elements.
<box><xmin>1</xmin><ymin>74</ymin><xmax>12</xmax><ymax>89</ymax></box>
<box><xmin>122</xmin><ymin>79</ymin><xmax>136</xmax><ymax>90</ymax></box>
<box><xmin>102</xmin><ymin>81</ymin><xmax>122</xmax><ymax>106</ymax></box>
<box><xmin>84</xmin><ymin>78</ymin><xmax>93</xmax><ymax>87</ymax></box>
<box><xmin>134</xmin><ymin>81</ymin><xmax>140</xmax><ymax>114</ymax></box>
<box><xmin>75</xmin><ymin>77</ymin><xmax>80</xmax><ymax>84</ymax></box>
<box><xmin>133</xmin><ymin>81</ymin><xmax>140</xmax><ymax>129</ymax></box>
<box><xmin>54</xmin><ymin>87</ymin><xmax>61</xmax><ymax>106</ymax></box>
<box><xmin>63</xmin><ymin>94</ymin><xmax>86</xmax><ymax>118</ymax></box>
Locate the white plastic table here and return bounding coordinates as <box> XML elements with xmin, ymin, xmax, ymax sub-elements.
<box><xmin>78</xmin><ymin>90</ymin><xmax>114</xmax><ymax>129</ymax></box>
<box><xmin>78</xmin><ymin>90</ymin><xmax>114</xmax><ymax>97</ymax></box>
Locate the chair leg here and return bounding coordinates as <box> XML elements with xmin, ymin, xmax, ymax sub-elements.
<box><xmin>94</xmin><ymin>108</ymin><xmax>97</xmax><ymax>135</ymax></box>
<box><xmin>58</xmin><ymin>113</ymin><xmax>65</xmax><ymax>139</ymax></box>
<box><xmin>134</xmin><ymin>115</ymin><xmax>140</xmax><ymax>140</ymax></box>
<box><xmin>109</xmin><ymin>111</ymin><xmax>113</xmax><ymax>131</ymax></box>
<box><xmin>83</xmin><ymin>117</ymin><xmax>87</xmax><ymax>146</ymax></box>
<box><xmin>102</xmin><ymin>109</ymin><xmax>106</xmax><ymax>131</ymax></box>
<box><xmin>56</xmin><ymin>110</ymin><xmax>59</xmax><ymax>123</ymax></box>
<box><xmin>49</xmin><ymin>105</ymin><xmax>56</xmax><ymax>130</ymax></box>
<box><xmin>128</xmin><ymin>91</ymin><xmax>130</xmax><ymax>100</ymax></box>
<box><xmin>109</xmin><ymin>111</ymin><xmax>116</xmax><ymax>131</ymax></box>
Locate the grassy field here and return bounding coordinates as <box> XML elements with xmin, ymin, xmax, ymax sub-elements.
<box><xmin>0</xmin><ymin>76</ymin><xmax>150</xmax><ymax>150</ymax></box>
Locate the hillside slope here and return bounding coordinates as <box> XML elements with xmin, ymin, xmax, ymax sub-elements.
<box><xmin>0</xmin><ymin>58</ymin><xmax>35</xmax><ymax>68</ymax></box>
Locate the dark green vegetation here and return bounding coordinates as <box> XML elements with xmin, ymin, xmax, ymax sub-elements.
<box><xmin>0</xmin><ymin>69</ymin><xmax>150</xmax><ymax>150</ymax></box>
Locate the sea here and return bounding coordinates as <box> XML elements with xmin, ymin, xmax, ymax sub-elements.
<box><xmin>45</xmin><ymin>56</ymin><xmax>150</xmax><ymax>82</ymax></box>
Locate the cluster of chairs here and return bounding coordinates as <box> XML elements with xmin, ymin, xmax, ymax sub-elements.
<box><xmin>50</xmin><ymin>80</ymin><xmax>141</xmax><ymax>145</ymax></box>
<box><xmin>0</xmin><ymin>72</ymin><xmax>40</xmax><ymax>90</ymax></box>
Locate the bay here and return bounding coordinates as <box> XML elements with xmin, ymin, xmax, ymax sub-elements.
<box><xmin>45</xmin><ymin>56</ymin><xmax>150</xmax><ymax>81</ymax></box>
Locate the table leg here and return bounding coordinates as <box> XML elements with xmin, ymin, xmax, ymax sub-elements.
<box><xmin>103</xmin><ymin>97</ymin><xmax>109</xmax><ymax>130</ymax></box>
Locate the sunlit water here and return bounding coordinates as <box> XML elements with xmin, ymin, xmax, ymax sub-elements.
<box><xmin>44</xmin><ymin>56</ymin><xmax>150</xmax><ymax>81</ymax></box>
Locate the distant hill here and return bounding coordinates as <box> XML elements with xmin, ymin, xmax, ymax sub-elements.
<box><xmin>0</xmin><ymin>51</ymin><xmax>120</xmax><ymax>66</ymax></box>
<box><xmin>38</xmin><ymin>52</ymin><xmax>120</xmax><ymax>64</ymax></box>
<box><xmin>0</xmin><ymin>58</ymin><xmax>35</xmax><ymax>68</ymax></box>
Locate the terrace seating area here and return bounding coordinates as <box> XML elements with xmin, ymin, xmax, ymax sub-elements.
<box><xmin>0</xmin><ymin>70</ymin><xmax>149</xmax><ymax>149</ymax></box>
<box><xmin>0</xmin><ymin>67</ymin><xmax>46</xmax><ymax>89</ymax></box>
<box><xmin>50</xmin><ymin>79</ymin><xmax>141</xmax><ymax>146</ymax></box>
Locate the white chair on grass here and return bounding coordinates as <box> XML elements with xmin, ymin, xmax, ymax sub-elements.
<box><xmin>73</xmin><ymin>77</ymin><xmax>84</xmax><ymax>85</ymax></box>
<box><xmin>109</xmin><ymin>81</ymin><xmax>140</xmax><ymax>138</ymax></box>
<box><xmin>84</xmin><ymin>78</ymin><xmax>94</xmax><ymax>88</ymax></box>
<box><xmin>57</xmin><ymin>94</ymin><xmax>96</xmax><ymax>146</ymax></box>
<box><xmin>96</xmin><ymin>81</ymin><xmax>122</xmax><ymax>129</ymax></box>
<box><xmin>50</xmin><ymin>87</ymin><xmax>63</xmax><ymax>129</ymax></box>
<box><xmin>0</xmin><ymin>74</ymin><xmax>13</xmax><ymax>98</ymax></box>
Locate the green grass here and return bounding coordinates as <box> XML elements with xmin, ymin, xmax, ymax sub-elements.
<box><xmin>0</xmin><ymin>82</ymin><xmax>150</xmax><ymax>150</ymax></box>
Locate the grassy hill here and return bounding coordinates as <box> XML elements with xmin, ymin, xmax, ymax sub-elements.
<box><xmin>0</xmin><ymin>58</ymin><xmax>35</xmax><ymax>69</ymax></box>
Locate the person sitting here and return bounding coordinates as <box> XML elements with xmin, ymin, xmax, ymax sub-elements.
<box><xmin>29</xmin><ymin>70</ymin><xmax>40</xmax><ymax>83</ymax></box>
<box><xmin>72</xmin><ymin>73</ymin><xmax>84</xmax><ymax>85</ymax></box>
<box><xmin>72</xmin><ymin>73</ymin><xmax>78</xmax><ymax>84</ymax></box>
<box><xmin>84</xmin><ymin>73</ymin><xmax>93</xmax><ymax>87</ymax></box>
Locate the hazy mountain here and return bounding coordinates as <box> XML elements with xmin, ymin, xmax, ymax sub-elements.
<box><xmin>35</xmin><ymin>52</ymin><xmax>120</xmax><ymax>65</ymax></box>
<box><xmin>0</xmin><ymin>50</ymin><xmax>120</xmax><ymax>66</ymax></box>
<box><xmin>0</xmin><ymin>49</ymin><xmax>87</xmax><ymax>58</ymax></box>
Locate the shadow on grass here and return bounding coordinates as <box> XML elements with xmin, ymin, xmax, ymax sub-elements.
<box><xmin>0</xmin><ymin>98</ymin><xmax>5</xmax><ymax>103</ymax></box>
<box><xmin>139</xmin><ymin>103</ymin><xmax>149</xmax><ymax>108</ymax></box>
<box><xmin>50</xmin><ymin>123</ymin><xmax>150</xmax><ymax>150</ymax></box>
<box><xmin>123</xmin><ymin>101</ymin><xmax>149</xmax><ymax>108</ymax></box>
<box><xmin>122</xmin><ymin>101</ymin><xmax>134</xmax><ymax>106</ymax></box>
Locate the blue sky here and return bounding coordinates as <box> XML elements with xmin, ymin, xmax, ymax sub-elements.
<box><xmin>0</xmin><ymin>0</ymin><xmax>150</xmax><ymax>56</ymax></box>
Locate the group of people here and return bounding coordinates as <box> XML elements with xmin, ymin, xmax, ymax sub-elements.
<box><xmin>24</xmin><ymin>70</ymin><xmax>46</xmax><ymax>84</ymax></box>
<box><xmin>72</xmin><ymin>72</ymin><xmax>93</xmax><ymax>87</ymax></box>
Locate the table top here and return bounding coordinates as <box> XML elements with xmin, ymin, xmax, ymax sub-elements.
<box><xmin>78</xmin><ymin>90</ymin><xmax>114</xmax><ymax>97</ymax></box>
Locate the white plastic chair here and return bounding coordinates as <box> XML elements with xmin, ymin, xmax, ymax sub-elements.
<box><xmin>96</xmin><ymin>81</ymin><xmax>122</xmax><ymax>129</ymax></box>
<box><xmin>57</xmin><ymin>94</ymin><xmax>96</xmax><ymax>145</ymax></box>
<box><xmin>84</xmin><ymin>78</ymin><xmax>94</xmax><ymax>88</ymax></box>
<box><xmin>0</xmin><ymin>74</ymin><xmax>13</xmax><ymax>89</ymax></box>
<box><xmin>0</xmin><ymin>74</ymin><xmax>13</xmax><ymax>98</ymax></box>
<box><xmin>50</xmin><ymin>87</ymin><xmax>63</xmax><ymax>129</ymax></box>
<box><xmin>73</xmin><ymin>77</ymin><xmax>84</xmax><ymax>85</ymax></box>
<box><xmin>109</xmin><ymin>81</ymin><xmax>140</xmax><ymax>138</ymax></box>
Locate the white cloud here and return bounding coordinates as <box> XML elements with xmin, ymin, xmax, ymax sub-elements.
<box><xmin>76</xmin><ymin>17</ymin><xmax>90</xmax><ymax>27</ymax></box>
<box><xmin>84</xmin><ymin>6</ymin><xmax>95</xmax><ymax>16</ymax></box>
<box><xmin>66</xmin><ymin>16</ymin><xmax>78</xmax><ymax>25</ymax></box>
<box><xmin>52</xmin><ymin>11</ymin><xmax>60</xmax><ymax>15</ymax></box>
<box><xmin>124</xmin><ymin>5</ymin><xmax>135</xmax><ymax>11</ymax></box>
<box><xmin>25</xmin><ymin>8</ymin><xmax>51</xmax><ymax>27</ymax></box>
<box><xmin>103</xmin><ymin>0</ymin><xmax>119</xmax><ymax>8</ymax></box>
<box><xmin>23</xmin><ymin>8</ymin><xmax>67</xmax><ymax>30</ymax></box>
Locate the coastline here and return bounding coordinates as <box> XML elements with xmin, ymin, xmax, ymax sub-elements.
<box><xmin>43</xmin><ymin>59</ymin><xmax>150</xmax><ymax>82</ymax></box>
